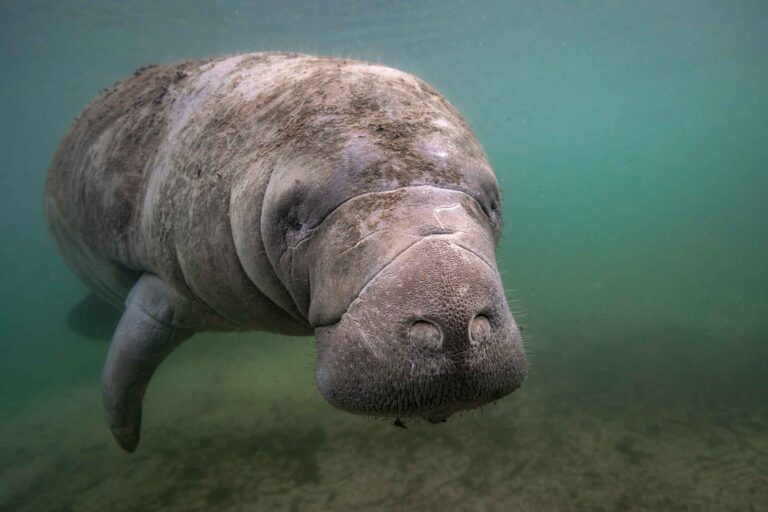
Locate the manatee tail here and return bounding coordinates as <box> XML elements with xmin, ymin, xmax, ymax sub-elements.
<box><xmin>66</xmin><ymin>293</ymin><xmax>122</xmax><ymax>341</ymax></box>
<box><xmin>101</xmin><ymin>274</ymin><xmax>195</xmax><ymax>452</ymax></box>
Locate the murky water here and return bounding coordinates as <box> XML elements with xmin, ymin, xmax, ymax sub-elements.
<box><xmin>1</xmin><ymin>1</ymin><xmax>766</xmax><ymax>510</ymax></box>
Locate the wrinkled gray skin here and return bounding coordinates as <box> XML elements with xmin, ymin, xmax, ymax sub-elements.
<box><xmin>45</xmin><ymin>52</ymin><xmax>527</xmax><ymax>452</ymax></box>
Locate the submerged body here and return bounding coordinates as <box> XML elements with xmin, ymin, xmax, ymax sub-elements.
<box><xmin>46</xmin><ymin>52</ymin><xmax>526</xmax><ymax>451</ymax></box>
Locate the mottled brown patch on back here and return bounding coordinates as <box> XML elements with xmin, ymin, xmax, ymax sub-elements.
<box><xmin>47</xmin><ymin>58</ymin><xmax>211</xmax><ymax>269</ymax></box>
<box><xmin>198</xmin><ymin>57</ymin><xmax>481</xmax><ymax>192</ymax></box>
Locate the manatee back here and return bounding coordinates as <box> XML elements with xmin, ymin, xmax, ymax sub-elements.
<box><xmin>44</xmin><ymin>59</ymin><xmax>209</xmax><ymax>306</ymax></box>
<box><xmin>44</xmin><ymin>51</ymin><xmax>490</xmax><ymax>331</ymax></box>
<box><xmin>44</xmin><ymin>53</ymin><xmax>321</xmax><ymax>331</ymax></box>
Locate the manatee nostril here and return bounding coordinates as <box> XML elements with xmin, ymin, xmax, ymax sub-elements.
<box><xmin>408</xmin><ymin>321</ymin><xmax>443</xmax><ymax>351</ymax></box>
<box><xmin>469</xmin><ymin>314</ymin><xmax>492</xmax><ymax>346</ymax></box>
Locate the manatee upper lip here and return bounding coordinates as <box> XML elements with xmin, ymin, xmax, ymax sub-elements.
<box><xmin>310</xmin><ymin>233</ymin><xmax>496</xmax><ymax>329</ymax></box>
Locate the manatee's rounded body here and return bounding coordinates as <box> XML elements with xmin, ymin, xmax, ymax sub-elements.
<box><xmin>47</xmin><ymin>54</ymin><xmax>333</xmax><ymax>333</ymax></box>
<box><xmin>45</xmin><ymin>52</ymin><xmax>526</xmax><ymax>452</ymax></box>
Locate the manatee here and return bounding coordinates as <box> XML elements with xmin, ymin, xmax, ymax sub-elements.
<box><xmin>45</xmin><ymin>52</ymin><xmax>527</xmax><ymax>452</ymax></box>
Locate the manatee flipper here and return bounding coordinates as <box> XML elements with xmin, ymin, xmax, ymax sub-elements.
<box><xmin>102</xmin><ymin>274</ymin><xmax>198</xmax><ymax>452</ymax></box>
<box><xmin>66</xmin><ymin>293</ymin><xmax>122</xmax><ymax>341</ymax></box>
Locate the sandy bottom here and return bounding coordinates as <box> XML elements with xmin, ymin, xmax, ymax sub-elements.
<box><xmin>1</xmin><ymin>327</ymin><xmax>766</xmax><ymax>512</ymax></box>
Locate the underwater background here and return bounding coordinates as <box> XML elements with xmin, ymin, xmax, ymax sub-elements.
<box><xmin>1</xmin><ymin>1</ymin><xmax>766</xmax><ymax>510</ymax></box>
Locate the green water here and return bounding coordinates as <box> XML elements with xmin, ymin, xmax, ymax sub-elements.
<box><xmin>1</xmin><ymin>1</ymin><xmax>766</xmax><ymax>510</ymax></box>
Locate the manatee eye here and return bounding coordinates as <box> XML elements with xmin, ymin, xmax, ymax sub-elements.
<box><xmin>479</xmin><ymin>198</ymin><xmax>500</xmax><ymax>224</ymax></box>
<box><xmin>276</xmin><ymin>179</ymin><xmax>309</xmax><ymax>232</ymax></box>
<box><xmin>282</xmin><ymin>209</ymin><xmax>308</xmax><ymax>247</ymax></box>
<box><xmin>483</xmin><ymin>197</ymin><xmax>502</xmax><ymax>240</ymax></box>
<box><xmin>287</xmin><ymin>216</ymin><xmax>304</xmax><ymax>232</ymax></box>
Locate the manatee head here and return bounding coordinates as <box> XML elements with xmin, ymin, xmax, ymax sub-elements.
<box><xmin>243</xmin><ymin>59</ymin><xmax>527</xmax><ymax>421</ymax></box>
<box><xmin>309</xmin><ymin>186</ymin><xmax>527</xmax><ymax>422</ymax></box>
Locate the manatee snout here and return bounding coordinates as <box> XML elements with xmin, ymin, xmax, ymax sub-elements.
<box><xmin>314</xmin><ymin>235</ymin><xmax>527</xmax><ymax>421</ymax></box>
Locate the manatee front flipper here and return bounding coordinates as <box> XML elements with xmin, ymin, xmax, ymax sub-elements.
<box><xmin>102</xmin><ymin>274</ymin><xmax>200</xmax><ymax>452</ymax></box>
